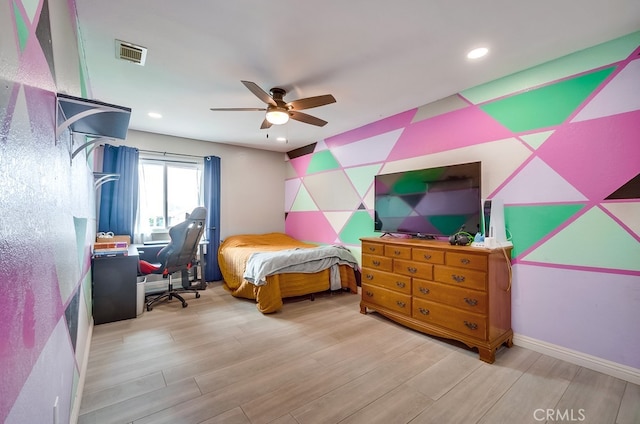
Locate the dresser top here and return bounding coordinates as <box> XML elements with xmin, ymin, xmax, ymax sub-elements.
<box><xmin>360</xmin><ymin>236</ymin><xmax>512</xmax><ymax>255</ymax></box>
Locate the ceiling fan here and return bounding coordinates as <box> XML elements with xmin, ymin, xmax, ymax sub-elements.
<box><xmin>210</xmin><ymin>80</ymin><xmax>336</xmax><ymax>129</ymax></box>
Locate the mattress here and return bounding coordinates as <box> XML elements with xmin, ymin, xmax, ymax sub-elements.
<box><xmin>218</xmin><ymin>233</ymin><xmax>358</xmax><ymax>313</ymax></box>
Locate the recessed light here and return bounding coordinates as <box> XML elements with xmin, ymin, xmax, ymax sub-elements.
<box><xmin>467</xmin><ymin>47</ymin><xmax>489</xmax><ymax>59</ymax></box>
<box><xmin>148</xmin><ymin>112</ymin><xmax>162</xmax><ymax>119</ymax></box>
<box><xmin>276</xmin><ymin>137</ymin><xmax>288</xmax><ymax>143</ymax></box>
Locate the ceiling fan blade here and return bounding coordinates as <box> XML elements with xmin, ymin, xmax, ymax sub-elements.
<box><xmin>286</xmin><ymin>94</ymin><xmax>336</xmax><ymax>111</ymax></box>
<box><xmin>209</xmin><ymin>107</ymin><xmax>266</xmax><ymax>111</ymax></box>
<box><xmin>289</xmin><ymin>110</ymin><xmax>328</xmax><ymax>127</ymax></box>
<box><xmin>241</xmin><ymin>80</ymin><xmax>277</xmax><ymax>106</ymax></box>
<box><xmin>260</xmin><ymin>118</ymin><xmax>272</xmax><ymax>129</ymax></box>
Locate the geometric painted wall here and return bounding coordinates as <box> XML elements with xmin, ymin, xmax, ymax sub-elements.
<box><xmin>285</xmin><ymin>31</ymin><xmax>640</xmax><ymax>370</ymax></box>
<box><xmin>1</xmin><ymin>0</ymin><xmax>94</xmax><ymax>423</ymax></box>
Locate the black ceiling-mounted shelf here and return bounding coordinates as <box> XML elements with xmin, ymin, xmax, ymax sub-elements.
<box><xmin>56</xmin><ymin>93</ymin><xmax>132</xmax><ymax>163</ymax></box>
<box><xmin>56</xmin><ymin>93</ymin><xmax>132</xmax><ymax>139</ymax></box>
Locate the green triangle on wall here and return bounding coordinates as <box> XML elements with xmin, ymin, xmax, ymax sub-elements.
<box><xmin>306</xmin><ymin>150</ymin><xmax>341</xmax><ymax>174</ymax></box>
<box><xmin>461</xmin><ymin>31</ymin><xmax>640</xmax><ymax>105</ymax></box>
<box><xmin>345</xmin><ymin>164</ymin><xmax>383</xmax><ymax>198</ymax></box>
<box><xmin>340</xmin><ymin>210</ymin><xmax>378</xmax><ymax>245</ymax></box>
<box><xmin>522</xmin><ymin>207</ymin><xmax>640</xmax><ymax>271</ymax></box>
<box><xmin>73</xmin><ymin>216</ymin><xmax>87</xmax><ymax>270</ymax></box>
<box><xmin>505</xmin><ymin>204</ymin><xmax>585</xmax><ymax>259</ymax></box>
<box><xmin>13</xmin><ymin>1</ymin><xmax>29</xmax><ymax>51</ymax></box>
<box><xmin>79</xmin><ymin>62</ymin><xmax>89</xmax><ymax>98</ymax></box>
<box><xmin>82</xmin><ymin>273</ymin><xmax>92</xmax><ymax>319</ymax></box>
<box><xmin>480</xmin><ymin>66</ymin><xmax>616</xmax><ymax>132</ymax></box>
<box><xmin>290</xmin><ymin>184</ymin><xmax>319</xmax><ymax>211</ymax></box>
<box><xmin>520</xmin><ymin>130</ymin><xmax>555</xmax><ymax>150</ymax></box>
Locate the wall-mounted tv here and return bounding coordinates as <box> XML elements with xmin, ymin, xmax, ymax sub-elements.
<box><xmin>374</xmin><ymin>161</ymin><xmax>481</xmax><ymax>238</ymax></box>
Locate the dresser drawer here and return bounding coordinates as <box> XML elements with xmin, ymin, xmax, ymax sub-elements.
<box><xmin>434</xmin><ymin>265</ymin><xmax>487</xmax><ymax>291</ymax></box>
<box><xmin>394</xmin><ymin>259</ymin><xmax>433</xmax><ymax>280</ymax></box>
<box><xmin>362</xmin><ymin>242</ymin><xmax>385</xmax><ymax>256</ymax></box>
<box><xmin>384</xmin><ymin>245</ymin><xmax>412</xmax><ymax>260</ymax></box>
<box><xmin>361</xmin><ymin>268</ymin><xmax>411</xmax><ymax>294</ymax></box>
<box><xmin>412</xmin><ymin>248</ymin><xmax>445</xmax><ymax>264</ymax></box>
<box><xmin>412</xmin><ymin>298</ymin><xmax>487</xmax><ymax>340</ymax></box>
<box><xmin>362</xmin><ymin>254</ymin><xmax>393</xmax><ymax>272</ymax></box>
<box><xmin>446</xmin><ymin>252</ymin><xmax>487</xmax><ymax>272</ymax></box>
<box><xmin>412</xmin><ymin>279</ymin><xmax>487</xmax><ymax>314</ymax></box>
<box><xmin>362</xmin><ymin>283</ymin><xmax>411</xmax><ymax>315</ymax></box>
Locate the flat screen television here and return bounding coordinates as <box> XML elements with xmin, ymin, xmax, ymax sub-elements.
<box><xmin>374</xmin><ymin>161</ymin><xmax>481</xmax><ymax>238</ymax></box>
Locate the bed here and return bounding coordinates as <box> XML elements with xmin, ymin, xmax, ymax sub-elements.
<box><xmin>218</xmin><ymin>233</ymin><xmax>359</xmax><ymax>313</ymax></box>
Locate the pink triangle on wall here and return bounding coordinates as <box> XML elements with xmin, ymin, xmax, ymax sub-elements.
<box><xmin>324</xmin><ymin>109</ymin><xmax>416</xmax><ymax>149</ymax></box>
<box><xmin>285</xmin><ymin>211</ymin><xmax>338</xmax><ymax>244</ymax></box>
<box><xmin>288</xmin><ymin>155</ymin><xmax>314</xmax><ymax>178</ymax></box>
<box><xmin>537</xmin><ymin>110</ymin><xmax>640</xmax><ymax>201</ymax></box>
<box><xmin>387</xmin><ymin>106</ymin><xmax>514</xmax><ymax>161</ymax></box>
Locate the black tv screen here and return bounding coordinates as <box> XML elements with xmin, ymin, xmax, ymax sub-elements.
<box><xmin>374</xmin><ymin>161</ymin><xmax>481</xmax><ymax>238</ymax></box>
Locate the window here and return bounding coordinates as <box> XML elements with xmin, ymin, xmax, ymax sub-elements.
<box><xmin>137</xmin><ymin>156</ymin><xmax>203</xmax><ymax>240</ymax></box>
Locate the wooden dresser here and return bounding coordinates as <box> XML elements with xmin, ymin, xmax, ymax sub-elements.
<box><xmin>360</xmin><ymin>237</ymin><xmax>513</xmax><ymax>363</ymax></box>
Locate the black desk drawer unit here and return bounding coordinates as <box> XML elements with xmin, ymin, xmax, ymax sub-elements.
<box><xmin>92</xmin><ymin>251</ymin><xmax>138</xmax><ymax>324</ymax></box>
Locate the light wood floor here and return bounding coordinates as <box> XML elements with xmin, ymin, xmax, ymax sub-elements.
<box><xmin>79</xmin><ymin>283</ymin><xmax>640</xmax><ymax>424</ymax></box>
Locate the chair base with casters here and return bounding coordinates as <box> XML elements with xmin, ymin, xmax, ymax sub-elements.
<box><xmin>145</xmin><ymin>272</ymin><xmax>201</xmax><ymax>311</ymax></box>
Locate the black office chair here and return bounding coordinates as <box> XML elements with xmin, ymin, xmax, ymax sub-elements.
<box><xmin>142</xmin><ymin>206</ymin><xmax>207</xmax><ymax>311</ymax></box>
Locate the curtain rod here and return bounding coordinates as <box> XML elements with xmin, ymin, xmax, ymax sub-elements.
<box><xmin>100</xmin><ymin>145</ymin><xmax>218</xmax><ymax>162</ymax></box>
<box><xmin>137</xmin><ymin>149</ymin><xmax>204</xmax><ymax>159</ymax></box>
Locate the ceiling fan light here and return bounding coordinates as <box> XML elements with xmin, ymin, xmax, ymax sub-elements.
<box><xmin>266</xmin><ymin>108</ymin><xmax>289</xmax><ymax>125</ymax></box>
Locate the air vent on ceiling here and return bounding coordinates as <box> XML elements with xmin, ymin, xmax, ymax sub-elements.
<box><xmin>115</xmin><ymin>39</ymin><xmax>147</xmax><ymax>65</ymax></box>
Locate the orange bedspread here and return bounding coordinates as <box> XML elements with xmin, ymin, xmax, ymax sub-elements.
<box><xmin>218</xmin><ymin>233</ymin><xmax>358</xmax><ymax>313</ymax></box>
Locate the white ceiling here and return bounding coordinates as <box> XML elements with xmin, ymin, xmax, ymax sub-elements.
<box><xmin>74</xmin><ymin>1</ymin><xmax>640</xmax><ymax>153</ymax></box>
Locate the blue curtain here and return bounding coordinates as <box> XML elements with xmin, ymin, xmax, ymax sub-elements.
<box><xmin>98</xmin><ymin>144</ymin><xmax>139</xmax><ymax>240</ymax></box>
<box><xmin>203</xmin><ymin>155</ymin><xmax>222</xmax><ymax>281</ymax></box>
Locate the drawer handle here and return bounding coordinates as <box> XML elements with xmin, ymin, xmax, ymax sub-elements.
<box><xmin>369</xmin><ymin>247</ymin><xmax>376</xmax><ymax>251</ymax></box>
<box><xmin>464</xmin><ymin>321</ymin><xmax>478</xmax><ymax>330</ymax></box>
<box><xmin>460</xmin><ymin>258</ymin><xmax>471</xmax><ymax>265</ymax></box>
<box><xmin>394</xmin><ymin>250</ymin><xmax>401</xmax><ymax>256</ymax></box>
<box><xmin>396</xmin><ymin>281</ymin><xmax>406</xmax><ymax>288</ymax></box>
<box><xmin>418</xmin><ymin>307</ymin><xmax>430</xmax><ymax>315</ymax></box>
<box><xmin>372</xmin><ymin>260</ymin><xmax>380</xmax><ymax>266</ymax></box>
<box><xmin>365</xmin><ymin>274</ymin><xmax>374</xmax><ymax>280</ymax></box>
<box><xmin>365</xmin><ymin>291</ymin><xmax>374</xmax><ymax>297</ymax></box>
<box><xmin>407</xmin><ymin>267</ymin><xmax>417</xmax><ymax>274</ymax></box>
<box><xmin>419</xmin><ymin>287</ymin><xmax>430</xmax><ymax>294</ymax></box>
<box><xmin>423</xmin><ymin>254</ymin><xmax>432</xmax><ymax>260</ymax></box>
<box><xmin>396</xmin><ymin>301</ymin><xmax>406</xmax><ymax>308</ymax></box>
<box><xmin>452</xmin><ymin>274</ymin><xmax>465</xmax><ymax>283</ymax></box>
<box><xmin>464</xmin><ymin>298</ymin><xmax>478</xmax><ymax>306</ymax></box>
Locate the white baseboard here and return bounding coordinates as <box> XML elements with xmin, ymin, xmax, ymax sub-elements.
<box><xmin>70</xmin><ymin>318</ymin><xmax>94</xmax><ymax>424</ymax></box>
<box><xmin>513</xmin><ymin>334</ymin><xmax>640</xmax><ymax>385</ymax></box>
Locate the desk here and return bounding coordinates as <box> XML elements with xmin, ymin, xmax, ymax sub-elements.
<box><xmin>92</xmin><ymin>246</ymin><xmax>139</xmax><ymax>324</ymax></box>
